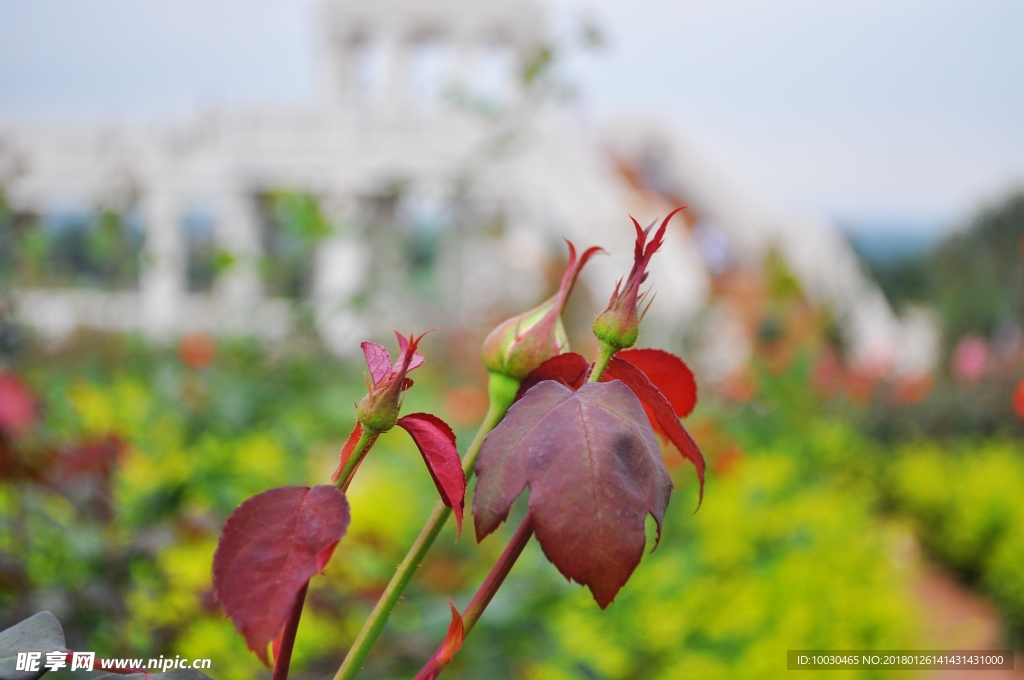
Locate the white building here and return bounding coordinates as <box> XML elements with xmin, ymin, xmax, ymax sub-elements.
<box><xmin>0</xmin><ymin>0</ymin><xmax>935</xmax><ymax>377</ymax></box>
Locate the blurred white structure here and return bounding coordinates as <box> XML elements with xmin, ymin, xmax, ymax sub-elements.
<box><xmin>0</xmin><ymin>0</ymin><xmax>936</xmax><ymax>375</ymax></box>
<box><xmin>599</xmin><ymin>119</ymin><xmax>939</xmax><ymax>378</ymax></box>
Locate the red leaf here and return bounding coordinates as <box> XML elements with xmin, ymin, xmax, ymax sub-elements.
<box><xmin>0</xmin><ymin>372</ymin><xmax>37</xmax><ymax>435</ymax></box>
<box><xmin>474</xmin><ymin>380</ymin><xmax>673</xmax><ymax>608</ymax></box>
<box><xmin>213</xmin><ymin>485</ymin><xmax>350</xmax><ymax>665</ymax></box>
<box><xmin>360</xmin><ymin>342</ymin><xmax>392</xmax><ymax>386</ymax></box>
<box><xmin>514</xmin><ymin>352</ymin><xmax>589</xmax><ymax>402</ymax></box>
<box><xmin>397</xmin><ymin>413</ymin><xmax>466</xmax><ymax>536</ymax></box>
<box><xmin>602</xmin><ymin>358</ymin><xmax>705</xmax><ymax>505</ymax></box>
<box><xmin>617</xmin><ymin>348</ymin><xmax>697</xmax><ymax>417</ymax></box>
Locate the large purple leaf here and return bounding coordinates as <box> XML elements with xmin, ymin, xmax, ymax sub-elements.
<box><xmin>474</xmin><ymin>380</ymin><xmax>673</xmax><ymax>608</ymax></box>
<box><xmin>213</xmin><ymin>486</ymin><xmax>350</xmax><ymax>665</ymax></box>
<box><xmin>511</xmin><ymin>352</ymin><xmax>705</xmax><ymax>504</ymax></box>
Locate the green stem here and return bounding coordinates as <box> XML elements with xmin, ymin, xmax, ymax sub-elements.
<box><xmin>334</xmin><ymin>428</ymin><xmax>378</xmax><ymax>493</ymax></box>
<box><xmin>333</xmin><ymin>383</ymin><xmax>511</xmax><ymax>680</ymax></box>
<box><xmin>588</xmin><ymin>340</ymin><xmax>618</xmax><ymax>383</ymax></box>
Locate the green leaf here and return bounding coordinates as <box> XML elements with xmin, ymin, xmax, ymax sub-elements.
<box><xmin>0</xmin><ymin>612</ymin><xmax>66</xmax><ymax>680</ymax></box>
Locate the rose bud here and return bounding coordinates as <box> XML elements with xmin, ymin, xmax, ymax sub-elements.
<box><xmin>482</xmin><ymin>241</ymin><xmax>602</xmax><ymax>383</ymax></box>
<box><xmin>593</xmin><ymin>208</ymin><xmax>685</xmax><ymax>351</ymax></box>
<box><xmin>356</xmin><ymin>330</ymin><xmax>429</xmax><ymax>433</ymax></box>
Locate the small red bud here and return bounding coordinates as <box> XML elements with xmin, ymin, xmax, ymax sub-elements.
<box><xmin>356</xmin><ymin>331</ymin><xmax>429</xmax><ymax>433</ymax></box>
<box><xmin>593</xmin><ymin>208</ymin><xmax>684</xmax><ymax>350</ymax></box>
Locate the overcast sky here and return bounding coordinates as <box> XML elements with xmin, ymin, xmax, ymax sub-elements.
<box><xmin>1</xmin><ymin>0</ymin><xmax>1022</xmax><ymax>234</ymax></box>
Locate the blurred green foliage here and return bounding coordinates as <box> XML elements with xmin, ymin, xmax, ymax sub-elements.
<box><xmin>259</xmin><ymin>191</ymin><xmax>333</xmax><ymax>298</ymax></box>
<box><xmin>845</xmin><ymin>192</ymin><xmax>1024</xmax><ymax>442</ymax></box>
<box><xmin>497</xmin><ymin>451</ymin><xmax>920</xmax><ymax>680</ymax></box>
<box><xmin>931</xmin><ymin>192</ymin><xmax>1024</xmax><ymax>344</ymax></box>
<box><xmin>2</xmin><ymin>334</ymin><xmax>369</xmax><ymax>678</ymax></box>
<box><xmin>1</xmin><ymin>334</ymin><xmax>951</xmax><ymax>680</ymax></box>
<box><xmin>0</xmin><ymin>191</ymin><xmax>142</xmax><ymax>290</ymax></box>
<box><xmin>888</xmin><ymin>441</ymin><xmax>1024</xmax><ymax>638</ymax></box>
<box><xmin>700</xmin><ymin>354</ymin><xmax>1024</xmax><ymax>650</ymax></box>
<box><xmin>859</xmin><ymin>366</ymin><xmax>1024</xmax><ymax>441</ymax></box>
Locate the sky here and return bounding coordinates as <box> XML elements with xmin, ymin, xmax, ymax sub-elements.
<box><xmin>1</xmin><ymin>0</ymin><xmax>1022</xmax><ymax>236</ymax></box>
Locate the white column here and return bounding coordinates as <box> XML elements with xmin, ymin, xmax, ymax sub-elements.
<box><xmin>449</xmin><ymin>33</ymin><xmax>474</xmax><ymax>92</ymax></box>
<box><xmin>139</xmin><ymin>186</ymin><xmax>184</xmax><ymax>339</ymax></box>
<box><xmin>382</xmin><ymin>31</ymin><xmax>410</xmax><ymax>113</ymax></box>
<box><xmin>213</xmin><ymin>188</ymin><xmax>263</xmax><ymax>333</ymax></box>
<box><xmin>312</xmin><ymin>236</ymin><xmax>369</xmax><ymax>357</ymax></box>
<box><xmin>318</xmin><ymin>29</ymin><xmax>354</xmax><ymax>107</ymax></box>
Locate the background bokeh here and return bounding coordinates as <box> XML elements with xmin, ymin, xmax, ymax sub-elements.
<box><xmin>2</xmin><ymin>1</ymin><xmax>1024</xmax><ymax>679</ymax></box>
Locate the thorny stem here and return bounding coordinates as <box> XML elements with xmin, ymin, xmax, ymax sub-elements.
<box><xmin>334</xmin><ymin>428</ymin><xmax>378</xmax><ymax>493</ymax></box>
<box><xmin>273</xmin><ymin>581</ymin><xmax>309</xmax><ymax>680</ymax></box>
<box><xmin>588</xmin><ymin>340</ymin><xmax>618</xmax><ymax>383</ymax></box>
<box><xmin>413</xmin><ymin>514</ymin><xmax>536</xmax><ymax>679</ymax></box>
<box><xmin>333</xmin><ymin>390</ymin><xmax>511</xmax><ymax>680</ymax></box>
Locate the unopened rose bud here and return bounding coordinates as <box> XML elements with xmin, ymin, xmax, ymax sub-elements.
<box><xmin>482</xmin><ymin>241</ymin><xmax>602</xmax><ymax>381</ymax></box>
<box><xmin>356</xmin><ymin>331</ymin><xmax>428</xmax><ymax>434</ymax></box>
<box><xmin>593</xmin><ymin>208</ymin><xmax>684</xmax><ymax>350</ymax></box>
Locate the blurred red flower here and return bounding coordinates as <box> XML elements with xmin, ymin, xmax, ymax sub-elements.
<box><xmin>951</xmin><ymin>334</ymin><xmax>988</xmax><ymax>382</ymax></box>
<box><xmin>1012</xmin><ymin>378</ymin><xmax>1024</xmax><ymax>420</ymax></box>
<box><xmin>0</xmin><ymin>372</ymin><xmax>37</xmax><ymax>435</ymax></box>
<box><xmin>179</xmin><ymin>333</ymin><xmax>217</xmax><ymax>369</ymax></box>
<box><xmin>893</xmin><ymin>372</ymin><xmax>934</xmax><ymax>404</ymax></box>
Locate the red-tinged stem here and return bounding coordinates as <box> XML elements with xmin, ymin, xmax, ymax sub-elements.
<box><xmin>273</xmin><ymin>581</ymin><xmax>309</xmax><ymax>680</ymax></box>
<box><xmin>413</xmin><ymin>514</ymin><xmax>535</xmax><ymax>680</ymax></box>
